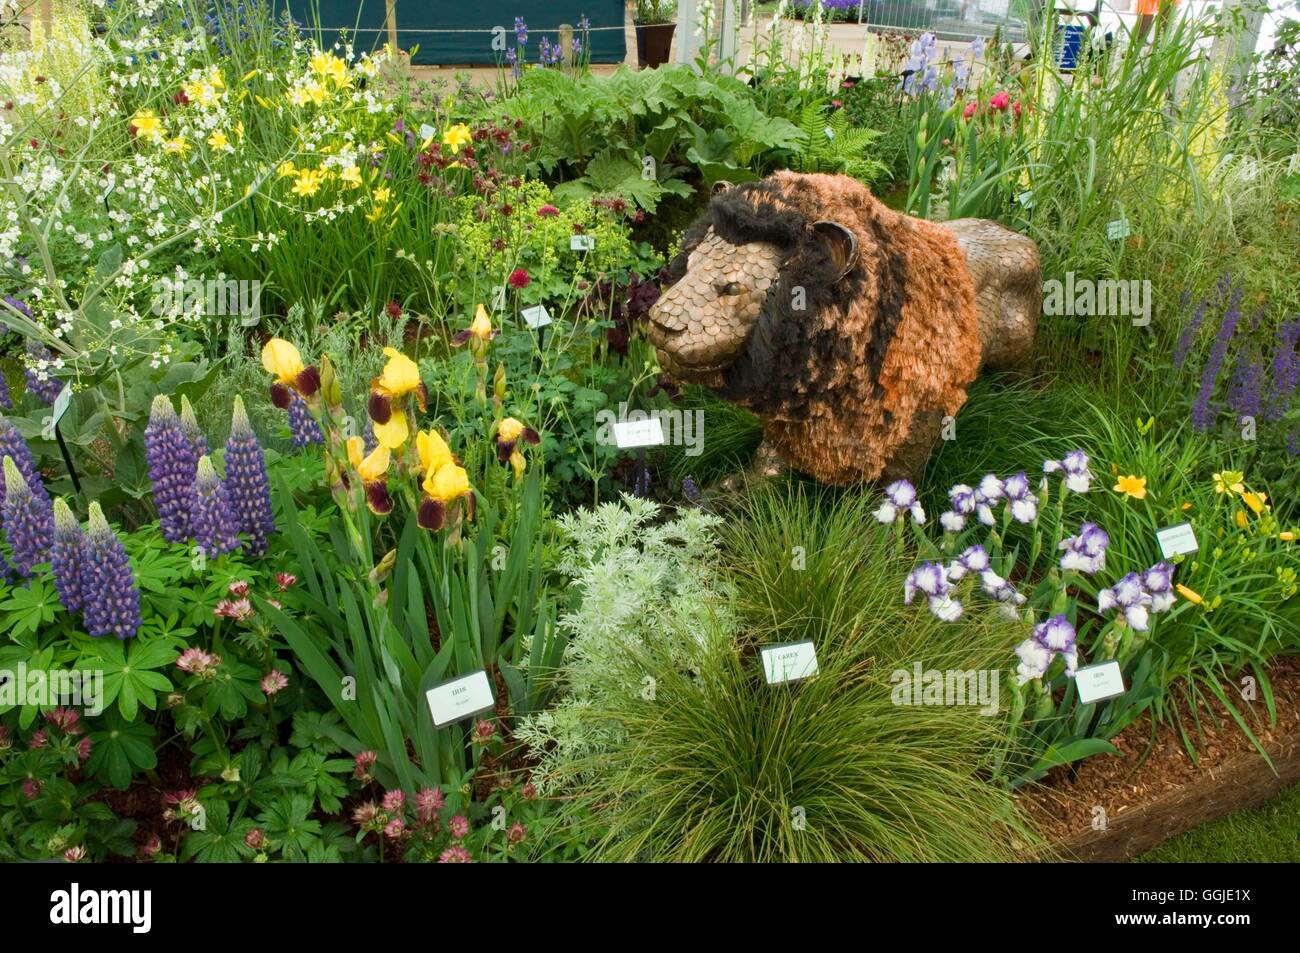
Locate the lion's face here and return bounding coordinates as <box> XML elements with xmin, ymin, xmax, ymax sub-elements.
<box><xmin>647</xmin><ymin>228</ymin><xmax>781</xmax><ymax>384</ymax></box>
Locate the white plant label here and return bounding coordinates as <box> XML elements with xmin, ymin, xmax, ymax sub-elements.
<box><xmin>426</xmin><ymin>671</ymin><xmax>495</xmax><ymax>727</ymax></box>
<box><xmin>1017</xmin><ymin>190</ymin><xmax>1035</xmax><ymax>209</ymax></box>
<box><xmin>418</xmin><ymin>123</ymin><xmax>437</xmax><ymax>142</ymax></box>
<box><xmin>570</xmin><ymin>234</ymin><xmax>596</xmax><ymax>251</ymax></box>
<box><xmin>521</xmin><ymin>305</ymin><xmax>552</xmax><ymax>329</ymax></box>
<box><xmin>761</xmin><ymin>640</ymin><xmax>819</xmax><ymax>685</ymax></box>
<box><xmin>1106</xmin><ymin>218</ymin><xmax>1131</xmax><ymax>241</ymax></box>
<box><xmin>51</xmin><ymin>385</ymin><xmax>73</xmax><ymax>428</ymax></box>
<box><xmin>1156</xmin><ymin>522</ymin><xmax>1199</xmax><ymax>559</ymax></box>
<box><xmin>824</xmin><ymin>126</ymin><xmax>835</xmax><ymax>140</ymax></box>
<box><xmin>611</xmin><ymin>417</ymin><xmax>665</xmax><ymax>449</ymax></box>
<box><xmin>1075</xmin><ymin>660</ymin><xmax>1126</xmax><ymax>705</ymax></box>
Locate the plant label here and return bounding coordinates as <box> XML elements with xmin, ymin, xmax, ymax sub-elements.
<box><xmin>1017</xmin><ymin>190</ymin><xmax>1034</xmax><ymax>209</ymax></box>
<box><xmin>1106</xmin><ymin>218</ymin><xmax>1131</xmax><ymax>241</ymax></box>
<box><xmin>1156</xmin><ymin>522</ymin><xmax>1199</xmax><ymax>558</ymax></box>
<box><xmin>611</xmin><ymin>417</ymin><xmax>664</xmax><ymax>449</ymax></box>
<box><xmin>521</xmin><ymin>305</ymin><xmax>552</xmax><ymax>329</ymax></box>
<box><xmin>570</xmin><ymin>235</ymin><xmax>596</xmax><ymax>252</ymax></box>
<box><xmin>761</xmin><ymin>640</ymin><xmax>819</xmax><ymax>685</ymax></box>
<box><xmin>418</xmin><ymin>123</ymin><xmax>437</xmax><ymax>143</ymax></box>
<box><xmin>824</xmin><ymin>126</ymin><xmax>835</xmax><ymax>140</ymax></box>
<box><xmin>51</xmin><ymin>384</ymin><xmax>73</xmax><ymax>428</ymax></box>
<box><xmin>426</xmin><ymin>670</ymin><xmax>495</xmax><ymax>727</ymax></box>
<box><xmin>1075</xmin><ymin>660</ymin><xmax>1125</xmax><ymax>705</ymax></box>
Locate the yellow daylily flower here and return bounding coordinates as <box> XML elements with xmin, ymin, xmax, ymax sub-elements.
<box><xmin>1241</xmin><ymin>491</ymin><xmax>1268</xmax><ymax>515</ymax></box>
<box><xmin>417</xmin><ymin>430</ymin><xmax>455</xmax><ymax>474</ymax></box>
<box><xmin>261</xmin><ymin>338</ymin><xmax>305</xmax><ymax>384</ymax></box>
<box><xmin>277</xmin><ymin>160</ymin><xmax>297</xmax><ymax>178</ymax></box>
<box><xmin>163</xmin><ymin>137</ymin><xmax>189</xmax><ymax>155</ymax></box>
<box><xmin>442</xmin><ymin>123</ymin><xmax>473</xmax><ymax>154</ymax></box>
<box><xmin>1280</xmin><ymin>531</ymin><xmax>1296</xmax><ymax>542</ymax></box>
<box><xmin>1176</xmin><ymin>584</ymin><xmax>1204</xmax><ymax>605</ymax></box>
<box><xmin>373</xmin><ymin>185</ymin><xmax>391</xmax><ymax>204</ymax></box>
<box><xmin>376</xmin><ymin>347</ymin><xmax>421</xmax><ymax>397</ymax></box>
<box><xmin>1235</xmin><ymin>510</ymin><xmax>1249</xmax><ymax>529</ymax></box>
<box><xmin>340</xmin><ymin>164</ymin><xmax>362</xmax><ymax>188</ymax></box>
<box><xmin>372</xmin><ymin>412</ymin><xmax>409</xmax><ymax>449</ymax></box>
<box><xmin>129</xmin><ymin>109</ymin><xmax>163</xmax><ymax>143</ymax></box>
<box><xmin>1213</xmin><ymin>471</ymin><xmax>1245</xmax><ymax>495</ymax></box>
<box><xmin>292</xmin><ymin>168</ymin><xmax>328</xmax><ymax>198</ymax></box>
<box><xmin>234</xmin><ymin>120</ymin><xmax>244</xmax><ymax>140</ymax></box>
<box><xmin>1113</xmin><ymin>475</ymin><xmax>1148</xmax><ymax>500</ymax></box>
<box><xmin>424</xmin><ymin>463</ymin><xmax>471</xmax><ymax>502</ymax></box>
<box><xmin>207</xmin><ymin>131</ymin><xmax>230</xmax><ymax>150</ymax></box>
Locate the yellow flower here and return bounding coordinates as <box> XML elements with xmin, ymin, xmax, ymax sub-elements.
<box><xmin>498</xmin><ymin>417</ymin><xmax>526</xmax><ymax>442</ymax></box>
<box><xmin>207</xmin><ymin>131</ymin><xmax>229</xmax><ymax>150</ymax></box>
<box><xmin>129</xmin><ymin>109</ymin><xmax>163</xmax><ymax>143</ymax></box>
<box><xmin>207</xmin><ymin>67</ymin><xmax>225</xmax><ymax>90</ymax></box>
<box><xmin>306</xmin><ymin>81</ymin><xmax>327</xmax><ymax>105</ymax></box>
<box><xmin>234</xmin><ymin>120</ymin><xmax>244</xmax><ymax>140</ymax></box>
<box><xmin>1176</xmin><ymin>584</ymin><xmax>1203</xmax><ymax>605</ymax></box>
<box><xmin>508</xmin><ymin>449</ymin><xmax>526</xmax><ymax>481</ymax></box>
<box><xmin>292</xmin><ymin>168</ymin><xmax>328</xmax><ymax>198</ymax></box>
<box><xmin>1235</xmin><ymin>510</ymin><xmax>1248</xmax><ymax>529</ymax></box>
<box><xmin>163</xmin><ymin>137</ymin><xmax>190</xmax><ymax>155</ymax></box>
<box><xmin>1113</xmin><ymin>475</ymin><xmax>1148</xmax><ymax>500</ymax></box>
<box><xmin>470</xmin><ymin>304</ymin><xmax>493</xmax><ymax>339</ymax></box>
<box><xmin>417</xmin><ymin>430</ymin><xmax>455</xmax><ymax>475</ymax></box>
<box><xmin>424</xmin><ymin>463</ymin><xmax>471</xmax><ymax>502</ymax></box>
<box><xmin>365</xmin><ymin>205</ymin><xmax>386</xmax><ymax>223</ymax></box>
<box><xmin>1241</xmin><ymin>491</ymin><xmax>1268</xmax><ymax>515</ymax></box>
<box><xmin>1213</xmin><ymin>470</ymin><xmax>1245</xmax><ymax>495</ymax></box>
<box><xmin>372</xmin><ymin>412</ymin><xmax>409</xmax><ymax>449</ymax></box>
<box><xmin>376</xmin><ymin>347</ymin><xmax>421</xmax><ymax>397</ymax></box>
<box><xmin>347</xmin><ymin>437</ymin><xmax>391</xmax><ymax>482</ymax></box>
<box><xmin>261</xmin><ymin>338</ymin><xmax>305</xmax><ymax>384</ymax></box>
<box><xmin>1180</xmin><ymin>501</ymin><xmax>1192</xmax><ymax>511</ymax></box>
<box><xmin>310</xmin><ymin>51</ymin><xmax>350</xmax><ymax>87</ymax></box>
<box><xmin>1280</xmin><ymin>531</ymin><xmax>1296</xmax><ymax>542</ymax></box>
<box><xmin>442</xmin><ymin>123</ymin><xmax>473</xmax><ymax>154</ymax></box>
<box><xmin>340</xmin><ymin>164</ymin><xmax>362</xmax><ymax>188</ymax></box>
<box><xmin>277</xmin><ymin>160</ymin><xmax>297</xmax><ymax>178</ymax></box>
<box><xmin>373</xmin><ymin>185</ymin><xmax>391</xmax><ymax>204</ymax></box>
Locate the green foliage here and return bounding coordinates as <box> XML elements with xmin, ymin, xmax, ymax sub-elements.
<box><xmin>791</xmin><ymin>102</ymin><xmax>888</xmax><ymax>184</ymax></box>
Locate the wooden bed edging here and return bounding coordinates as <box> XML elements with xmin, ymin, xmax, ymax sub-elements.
<box><xmin>1048</xmin><ymin>716</ymin><xmax>1300</xmax><ymax>862</ymax></box>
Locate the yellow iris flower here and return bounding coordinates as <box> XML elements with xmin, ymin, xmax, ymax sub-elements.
<box><xmin>376</xmin><ymin>347</ymin><xmax>421</xmax><ymax>397</ymax></box>
<box><xmin>347</xmin><ymin>437</ymin><xmax>391</xmax><ymax>482</ymax></box>
<box><xmin>261</xmin><ymin>338</ymin><xmax>305</xmax><ymax>384</ymax></box>
<box><xmin>424</xmin><ymin>463</ymin><xmax>471</xmax><ymax>502</ymax></box>
<box><xmin>417</xmin><ymin>430</ymin><xmax>455</xmax><ymax>474</ymax></box>
<box><xmin>372</xmin><ymin>412</ymin><xmax>409</xmax><ymax>449</ymax></box>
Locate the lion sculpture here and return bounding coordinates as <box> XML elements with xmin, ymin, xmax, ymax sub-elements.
<box><xmin>647</xmin><ymin>171</ymin><xmax>1040</xmax><ymax>485</ymax></box>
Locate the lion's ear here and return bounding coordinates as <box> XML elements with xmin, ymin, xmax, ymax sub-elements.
<box><xmin>711</xmin><ymin>180</ymin><xmax>734</xmax><ymax>196</ymax></box>
<box><xmin>811</xmin><ymin>220</ymin><xmax>858</xmax><ymax>281</ymax></box>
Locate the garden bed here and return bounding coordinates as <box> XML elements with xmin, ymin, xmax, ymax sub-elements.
<box><xmin>1025</xmin><ymin>658</ymin><xmax>1300</xmax><ymax>862</ymax></box>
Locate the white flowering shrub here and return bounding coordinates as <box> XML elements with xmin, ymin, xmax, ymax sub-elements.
<box><xmin>515</xmin><ymin>495</ymin><xmax>734</xmax><ymax>792</ymax></box>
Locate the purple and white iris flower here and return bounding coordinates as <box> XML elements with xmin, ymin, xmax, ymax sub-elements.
<box><xmin>904</xmin><ymin>561</ymin><xmax>962</xmax><ymax>622</ymax></box>
<box><xmin>1043</xmin><ymin>449</ymin><xmax>1094</xmax><ymax>494</ymax></box>
<box><xmin>874</xmin><ymin>479</ymin><xmax>926</xmax><ymax>525</ymax></box>
<box><xmin>1014</xmin><ymin>614</ymin><xmax>1078</xmax><ymax>685</ymax></box>
<box><xmin>1097</xmin><ymin>572</ymin><xmax>1152</xmax><ymax>631</ymax></box>
<box><xmin>1059</xmin><ymin>521</ymin><xmax>1110</xmax><ymax>575</ymax></box>
<box><xmin>974</xmin><ymin>473</ymin><xmax>1003</xmax><ymax>526</ymax></box>
<box><xmin>940</xmin><ymin>483</ymin><xmax>976</xmax><ymax>532</ymax></box>
<box><xmin>1002</xmin><ymin>471</ymin><xmax>1039</xmax><ymax>523</ymax></box>
<box><xmin>1143</xmin><ymin>562</ymin><xmax>1176</xmax><ymax>613</ymax></box>
<box><xmin>946</xmin><ymin>544</ymin><xmax>990</xmax><ymax>581</ymax></box>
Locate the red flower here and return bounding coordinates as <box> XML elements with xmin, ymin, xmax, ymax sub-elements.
<box><xmin>508</xmin><ymin>268</ymin><xmax>530</xmax><ymax>290</ymax></box>
<box><xmin>989</xmin><ymin>91</ymin><xmax>1011</xmax><ymax>111</ymax></box>
<box><xmin>962</xmin><ymin>101</ymin><xmax>978</xmax><ymax>120</ymax></box>
<box><xmin>831</xmin><ymin>99</ymin><xmax>842</xmax><ymax>108</ymax></box>
<box><xmin>537</xmin><ymin>204</ymin><xmax>560</xmax><ymax>217</ymax></box>
<box><xmin>386</xmin><ymin>301</ymin><xmax>402</xmax><ymax>319</ymax></box>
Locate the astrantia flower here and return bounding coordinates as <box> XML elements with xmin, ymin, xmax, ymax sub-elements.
<box><xmin>261</xmin><ymin>338</ymin><xmax>320</xmax><ymax>409</ymax></box>
<box><xmin>260</xmin><ymin>670</ymin><xmax>288</xmax><ymax>696</ymax></box>
<box><xmin>439</xmin><ymin>846</ymin><xmax>472</xmax><ymax>863</ymax></box>
<box><xmin>537</xmin><ymin>204</ymin><xmax>559</xmax><ymax>217</ymax></box>
<box><xmin>449</xmin><ymin>815</ymin><xmax>470</xmax><ymax>839</ymax></box>
<box><xmin>1098</xmin><ymin>572</ymin><xmax>1151</xmax><ymax>630</ymax></box>
<box><xmin>144</xmin><ymin>396</ymin><xmax>197</xmax><ymax>544</ymax></box>
<box><xmin>353</xmin><ymin>750</ymin><xmax>377</xmax><ymax>781</ymax></box>
<box><xmin>225</xmin><ymin>397</ymin><xmax>276</xmax><ymax>555</ymax></box>
<box><xmin>495</xmin><ymin>417</ymin><xmax>540</xmax><ymax>480</ymax></box>
<box><xmin>1058</xmin><ymin>521</ymin><xmax>1110</xmax><ymax>575</ymax></box>
<box><xmin>79</xmin><ymin>502</ymin><xmax>142</xmax><ymax>639</ymax></box>
<box><xmin>176</xmin><ymin>647</ymin><xmax>220</xmax><ymax>676</ymax></box>
<box><xmin>214</xmin><ymin>597</ymin><xmax>255</xmax><ymax>621</ymax></box>
<box><xmin>874</xmin><ymin>479</ymin><xmax>925</xmax><ymax>524</ymax></box>
<box><xmin>415</xmin><ymin>787</ymin><xmax>445</xmax><ymax>823</ymax></box>
<box><xmin>51</xmin><ymin>499</ymin><xmax>86</xmax><ymax>613</ymax></box>
<box><xmin>1002</xmin><ymin>471</ymin><xmax>1038</xmax><ymax>523</ymax></box>
<box><xmin>190</xmin><ymin>456</ymin><xmax>240</xmax><ymax>558</ymax></box>
<box><xmin>2</xmin><ymin>456</ymin><xmax>53</xmax><ymax>577</ymax></box>
<box><xmin>507</xmin><ymin>822</ymin><xmax>527</xmax><ymax>846</ymax></box>
<box><xmin>1044</xmin><ymin>449</ymin><xmax>1094</xmax><ymax>493</ymax></box>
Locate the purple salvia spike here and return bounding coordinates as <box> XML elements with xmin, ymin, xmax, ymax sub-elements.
<box><xmin>80</xmin><ymin>502</ymin><xmax>142</xmax><ymax>639</ymax></box>
<box><xmin>224</xmin><ymin>396</ymin><xmax>276</xmax><ymax>556</ymax></box>
<box><xmin>51</xmin><ymin>498</ymin><xmax>87</xmax><ymax>613</ymax></box>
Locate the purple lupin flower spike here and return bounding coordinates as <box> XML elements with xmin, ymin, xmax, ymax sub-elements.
<box><xmin>179</xmin><ymin>395</ymin><xmax>209</xmax><ymax>456</ymax></box>
<box><xmin>2</xmin><ymin>456</ymin><xmax>54</xmax><ymax>577</ymax></box>
<box><xmin>51</xmin><ymin>498</ymin><xmax>87</xmax><ymax>613</ymax></box>
<box><xmin>23</xmin><ymin>339</ymin><xmax>63</xmax><ymax>406</ymax></box>
<box><xmin>287</xmin><ymin>392</ymin><xmax>324</xmax><ymax>448</ymax></box>
<box><xmin>80</xmin><ymin>502</ymin><xmax>141</xmax><ymax>639</ymax></box>
<box><xmin>144</xmin><ymin>396</ymin><xmax>197</xmax><ymax>544</ymax></box>
<box><xmin>190</xmin><ymin>455</ymin><xmax>240</xmax><ymax>558</ymax></box>
<box><xmin>0</xmin><ymin>370</ymin><xmax>12</xmax><ymax>411</ymax></box>
<box><xmin>0</xmin><ymin>415</ymin><xmax>50</xmax><ymax>507</ymax></box>
<box><xmin>225</xmin><ymin>396</ymin><xmax>276</xmax><ymax>556</ymax></box>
